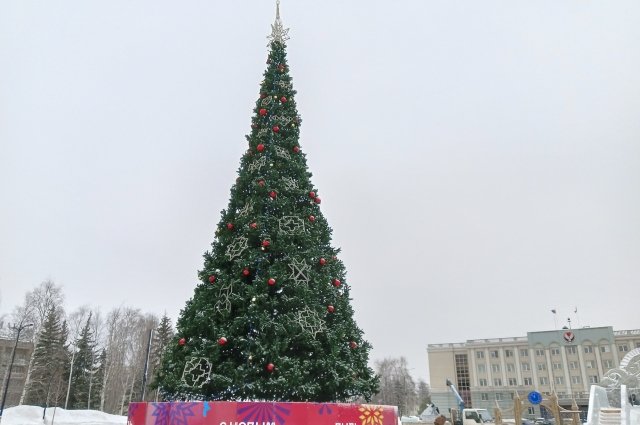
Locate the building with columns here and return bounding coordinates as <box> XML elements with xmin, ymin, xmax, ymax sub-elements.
<box><xmin>428</xmin><ymin>327</ymin><xmax>640</xmax><ymax>417</ymax></box>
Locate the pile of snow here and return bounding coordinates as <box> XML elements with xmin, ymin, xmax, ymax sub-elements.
<box><xmin>1</xmin><ymin>405</ymin><xmax>126</xmax><ymax>425</ymax></box>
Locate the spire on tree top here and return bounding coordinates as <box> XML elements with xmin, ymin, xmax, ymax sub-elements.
<box><xmin>268</xmin><ymin>0</ymin><xmax>290</xmax><ymax>44</ymax></box>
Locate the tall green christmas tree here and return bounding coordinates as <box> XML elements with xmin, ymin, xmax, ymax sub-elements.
<box><xmin>157</xmin><ymin>2</ymin><xmax>378</xmax><ymax>403</ymax></box>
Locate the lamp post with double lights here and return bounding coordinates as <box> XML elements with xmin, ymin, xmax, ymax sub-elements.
<box><xmin>0</xmin><ymin>322</ymin><xmax>34</xmax><ymax>424</ymax></box>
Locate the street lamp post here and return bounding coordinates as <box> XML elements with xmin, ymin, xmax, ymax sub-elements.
<box><xmin>0</xmin><ymin>323</ymin><xmax>34</xmax><ymax>424</ymax></box>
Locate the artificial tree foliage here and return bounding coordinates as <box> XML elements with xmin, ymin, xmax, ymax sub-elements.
<box><xmin>157</xmin><ymin>8</ymin><xmax>378</xmax><ymax>403</ymax></box>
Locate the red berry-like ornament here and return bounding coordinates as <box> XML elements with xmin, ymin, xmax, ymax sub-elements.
<box><xmin>308</xmin><ymin>215</ymin><xmax>315</xmax><ymax>222</ymax></box>
<box><xmin>349</xmin><ymin>341</ymin><xmax>358</xmax><ymax>349</ymax></box>
<box><xmin>327</xmin><ymin>305</ymin><xmax>335</xmax><ymax>313</ymax></box>
<box><xmin>280</xmin><ymin>96</ymin><xmax>287</xmax><ymax>103</ymax></box>
<box><xmin>178</xmin><ymin>338</ymin><xmax>186</xmax><ymax>346</ymax></box>
<box><xmin>266</xmin><ymin>363</ymin><xmax>275</xmax><ymax>372</ymax></box>
<box><xmin>258</xmin><ymin>179</ymin><xmax>265</xmax><ymax>187</ymax></box>
<box><xmin>308</xmin><ymin>191</ymin><xmax>316</xmax><ymax>199</ymax></box>
<box><xmin>319</xmin><ymin>258</ymin><xmax>327</xmax><ymax>266</ymax></box>
<box><xmin>257</xmin><ymin>143</ymin><xmax>265</xmax><ymax>152</ymax></box>
<box><xmin>333</xmin><ymin>279</ymin><xmax>341</xmax><ymax>287</ymax></box>
<box><xmin>208</xmin><ymin>275</ymin><xmax>216</xmax><ymax>283</ymax></box>
<box><xmin>268</xmin><ymin>278</ymin><xmax>276</xmax><ymax>286</ymax></box>
<box><xmin>260</xmin><ymin>92</ymin><xmax>266</xmax><ymax>99</ymax></box>
<box><xmin>269</xmin><ymin>191</ymin><xmax>277</xmax><ymax>199</ymax></box>
<box><xmin>314</xmin><ymin>197</ymin><xmax>322</xmax><ymax>204</ymax></box>
<box><xmin>272</xmin><ymin>125</ymin><xmax>280</xmax><ymax>133</ymax></box>
<box><xmin>226</xmin><ymin>223</ymin><xmax>234</xmax><ymax>230</ymax></box>
<box><xmin>249</xmin><ymin>222</ymin><xmax>258</xmax><ymax>229</ymax></box>
<box><xmin>242</xmin><ymin>268</ymin><xmax>250</xmax><ymax>277</ymax></box>
<box><xmin>292</xmin><ymin>146</ymin><xmax>300</xmax><ymax>153</ymax></box>
<box><xmin>259</xmin><ymin>108</ymin><xmax>267</xmax><ymax>116</ymax></box>
<box><xmin>262</xmin><ymin>240</ymin><xmax>271</xmax><ymax>248</ymax></box>
<box><xmin>218</xmin><ymin>337</ymin><xmax>227</xmax><ymax>346</ymax></box>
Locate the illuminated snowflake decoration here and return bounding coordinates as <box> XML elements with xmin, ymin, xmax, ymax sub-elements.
<box><xmin>288</xmin><ymin>258</ymin><xmax>311</xmax><ymax>285</ymax></box>
<box><xmin>278</xmin><ymin>216</ymin><xmax>305</xmax><ymax>234</ymax></box>
<box><xmin>358</xmin><ymin>405</ymin><xmax>384</xmax><ymax>425</ymax></box>
<box><xmin>274</xmin><ymin>145</ymin><xmax>291</xmax><ymax>160</ymax></box>
<box><xmin>277</xmin><ymin>80</ymin><xmax>291</xmax><ymax>89</ymax></box>
<box><xmin>237</xmin><ymin>200</ymin><xmax>254</xmax><ymax>218</ymax></box>
<box><xmin>226</xmin><ymin>236</ymin><xmax>248</xmax><ymax>260</ymax></box>
<box><xmin>248</xmin><ymin>156</ymin><xmax>266</xmax><ymax>173</ymax></box>
<box><xmin>267</xmin><ymin>0</ymin><xmax>290</xmax><ymax>45</ymax></box>
<box><xmin>272</xmin><ymin>115</ymin><xmax>292</xmax><ymax>126</ymax></box>
<box><xmin>181</xmin><ymin>357</ymin><xmax>212</xmax><ymax>388</ymax></box>
<box><xmin>281</xmin><ymin>176</ymin><xmax>298</xmax><ymax>190</ymax></box>
<box><xmin>261</xmin><ymin>96</ymin><xmax>273</xmax><ymax>107</ymax></box>
<box><xmin>258</xmin><ymin>128</ymin><xmax>269</xmax><ymax>136</ymax></box>
<box><xmin>215</xmin><ymin>282</ymin><xmax>234</xmax><ymax>313</ymax></box>
<box><xmin>292</xmin><ymin>307</ymin><xmax>326</xmax><ymax>337</ymax></box>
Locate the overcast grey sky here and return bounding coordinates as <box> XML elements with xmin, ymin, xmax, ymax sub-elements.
<box><xmin>1</xmin><ymin>1</ymin><xmax>639</xmax><ymax>383</ymax></box>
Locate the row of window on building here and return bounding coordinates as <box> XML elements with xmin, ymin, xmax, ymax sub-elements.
<box><xmin>476</xmin><ymin>343</ymin><xmax>634</xmax><ymax>359</ymax></box>
<box><xmin>477</xmin><ymin>375</ymin><xmax>599</xmax><ymax>387</ymax></box>
<box><xmin>477</xmin><ymin>359</ymin><xmax>612</xmax><ymax>373</ymax></box>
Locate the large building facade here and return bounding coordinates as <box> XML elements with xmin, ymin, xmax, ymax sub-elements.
<box><xmin>428</xmin><ymin>327</ymin><xmax>640</xmax><ymax>417</ymax></box>
<box><xmin>0</xmin><ymin>324</ymin><xmax>34</xmax><ymax>409</ymax></box>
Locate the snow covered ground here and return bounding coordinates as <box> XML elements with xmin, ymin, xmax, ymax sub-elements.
<box><xmin>1</xmin><ymin>405</ymin><xmax>126</xmax><ymax>425</ymax></box>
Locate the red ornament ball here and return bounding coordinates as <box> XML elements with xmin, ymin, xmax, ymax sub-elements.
<box><xmin>257</xmin><ymin>143</ymin><xmax>265</xmax><ymax>152</ymax></box>
<box><xmin>178</xmin><ymin>338</ymin><xmax>186</xmax><ymax>346</ymax></box>
<box><xmin>319</xmin><ymin>258</ymin><xmax>327</xmax><ymax>266</ymax></box>
<box><xmin>226</xmin><ymin>223</ymin><xmax>234</xmax><ymax>230</ymax></box>
<box><xmin>333</xmin><ymin>279</ymin><xmax>341</xmax><ymax>287</ymax></box>
<box><xmin>266</xmin><ymin>363</ymin><xmax>275</xmax><ymax>372</ymax></box>
<box><xmin>218</xmin><ymin>337</ymin><xmax>227</xmax><ymax>346</ymax></box>
<box><xmin>314</xmin><ymin>197</ymin><xmax>322</xmax><ymax>204</ymax></box>
<box><xmin>280</xmin><ymin>96</ymin><xmax>287</xmax><ymax>103</ymax></box>
<box><xmin>262</xmin><ymin>240</ymin><xmax>271</xmax><ymax>248</ymax></box>
<box><xmin>208</xmin><ymin>275</ymin><xmax>216</xmax><ymax>283</ymax></box>
<box><xmin>327</xmin><ymin>305</ymin><xmax>335</xmax><ymax>313</ymax></box>
<box><xmin>272</xmin><ymin>125</ymin><xmax>280</xmax><ymax>133</ymax></box>
<box><xmin>259</xmin><ymin>108</ymin><xmax>267</xmax><ymax>116</ymax></box>
<box><xmin>258</xmin><ymin>179</ymin><xmax>265</xmax><ymax>187</ymax></box>
<box><xmin>308</xmin><ymin>191</ymin><xmax>316</xmax><ymax>199</ymax></box>
<box><xmin>269</xmin><ymin>191</ymin><xmax>277</xmax><ymax>199</ymax></box>
<box><xmin>249</xmin><ymin>222</ymin><xmax>258</xmax><ymax>229</ymax></box>
<box><xmin>260</xmin><ymin>92</ymin><xmax>267</xmax><ymax>99</ymax></box>
<box><xmin>268</xmin><ymin>278</ymin><xmax>276</xmax><ymax>286</ymax></box>
<box><xmin>349</xmin><ymin>341</ymin><xmax>358</xmax><ymax>349</ymax></box>
<box><xmin>292</xmin><ymin>146</ymin><xmax>300</xmax><ymax>153</ymax></box>
<box><xmin>242</xmin><ymin>268</ymin><xmax>250</xmax><ymax>277</ymax></box>
<box><xmin>308</xmin><ymin>215</ymin><xmax>316</xmax><ymax>222</ymax></box>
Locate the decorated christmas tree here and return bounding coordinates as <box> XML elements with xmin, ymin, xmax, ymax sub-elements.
<box><xmin>157</xmin><ymin>2</ymin><xmax>378</xmax><ymax>402</ymax></box>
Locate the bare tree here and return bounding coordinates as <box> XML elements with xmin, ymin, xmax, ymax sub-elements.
<box><xmin>372</xmin><ymin>357</ymin><xmax>418</xmax><ymax>417</ymax></box>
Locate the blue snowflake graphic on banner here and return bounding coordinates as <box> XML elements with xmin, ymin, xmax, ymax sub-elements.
<box><xmin>151</xmin><ymin>402</ymin><xmax>197</xmax><ymax>425</ymax></box>
<box><xmin>318</xmin><ymin>403</ymin><xmax>333</xmax><ymax>415</ymax></box>
<box><xmin>237</xmin><ymin>402</ymin><xmax>291</xmax><ymax>425</ymax></box>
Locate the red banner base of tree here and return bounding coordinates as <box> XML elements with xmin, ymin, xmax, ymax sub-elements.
<box><xmin>128</xmin><ymin>401</ymin><xmax>398</xmax><ymax>425</ymax></box>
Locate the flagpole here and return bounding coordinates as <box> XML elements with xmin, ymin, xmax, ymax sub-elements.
<box><xmin>574</xmin><ymin>307</ymin><xmax>581</xmax><ymax>328</ymax></box>
<box><xmin>551</xmin><ymin>309</ymin><xmax>558</xmax><ymax>329</ymax></box>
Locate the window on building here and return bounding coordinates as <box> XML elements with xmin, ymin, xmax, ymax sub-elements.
<box><xmin>569</xmin><ymin>361</ymin><xmax>578</xmax><ymax>370</ymax></box>
<box><xmin>522</xmin><ymin>363</ymin><xmax>531</xmax><ymax>371</ymax></box>
<box><xmin>507</xmin><ymin>363</ymin><xmax>515</xmax><ymax>372</ymax></box>
<box><xmin>496</xmin><ymin>393</ymin><xmax>504</xmax><ymax>401</ymax></box>
<box><xmin>494</xmin><ymin>378</ymin><xmax>502</xmax><ymax>386</ymax></box>
<box><xmin>477</xmin><ymin>351</ymin><xmax>485</xmax><ymax>359</ymax></box>
<box><xmin>490</xmin><ymin>350</ymin><xmax>499</xmax><ymax>358</ymax></box>
<box><xmin>555</xmin><ymin>376</ymin><xmax>564</xmax><ymax>385</ymax></box>
<box><xmin>491</xmin><ymin>364</ymin><xmax>501</xmax><ymax>373</ymax></box>
<box><xmin>535</xmin><ymin>349</ymin><xmax>545</xmax><ymax>356</ymax></box>
<box><xmin>584</xmin><ymin>346</ymin><xmax>594</xmax><ymax>354</ymax></box>
<box><xmin>603</xmin><ymin>359</ymin><xmax>613</xmax><ymax>368</ymax></box>
<box><xmin>537</xmin><ymin>363</ymin><xmax>547</xmax><ymax>371</ymax></box>
<box><xmin>586</xmin><ymin>360</ymin><xmax>596</xmax><ymax>369</ymax></box>
<box><xmin>553</xmin><ymin>363</ymin><xmax>562</xmax><ymax>370</ymax></box>
<box><xmin>508</xmin><ymin>378</ymin><xmax>517</xmax><ymax>386</ymax></box>
<box><xmin>481</xmin><ymin>393</ymin><xmax>489</xmax><ymax>401</ymax></box>
<box><xmin>566</xmin><ymin>346</ymin><xmax>577</xmax><ymax>355</ymax></box>
<box><xmin>509</xmin><ymin>393</ymin><xmax>515</xmax><ymax>400</ymax></box>
<box><xmin>478</xmin><ymin>364</ymin><xmax>486</xmax><ymax>372</ymax></box>
<box><xmin>505</xmin><ymin>349</ymin><xmax>514</xmax><ymax>357</ymax></box>
<box><xmin>589</xmin><ymin>376</ymin><xmax>599</xmax><ymax>384</ymax></box>
<box><xmin>528</xmin><ymin>407</ymin><xmax>535</xmax><ymax>415</ymax></box>
<box><xmin>479</xmin><ymin>379</ymin><xmax>488</xmax><ymax>386</ymax></box>
<box><xmin>571</xmin><ymin>376</ymin><xmax>582</xmax><ymax>384</ymax></box>
<box><xmin>520</xmin><ymin>349</ymin><xmax>529</xmax><ymax>357</ymax></box>
<box><xmin>551</xmin><ymin>348</ymin><xmax>561</xmax><ymax>356</ymax></box>
<box><xmin>618</xmin><ymin>344</ymin><xmax>629</xmax><ymax>352</ymax></box>
<box><xmin>524</xmin><ymin>377</ymin><xmax>533</xmax><ymax>386</ymax></box>
<box><xmin>600</xmin><ymin>345</ymin><xmax>610</xmax><ymax>353</ymax></box>
<box><xmin>539</xmin><ymin>377</ymin><xmax>549</xmax><ymax>385</ymax></box>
